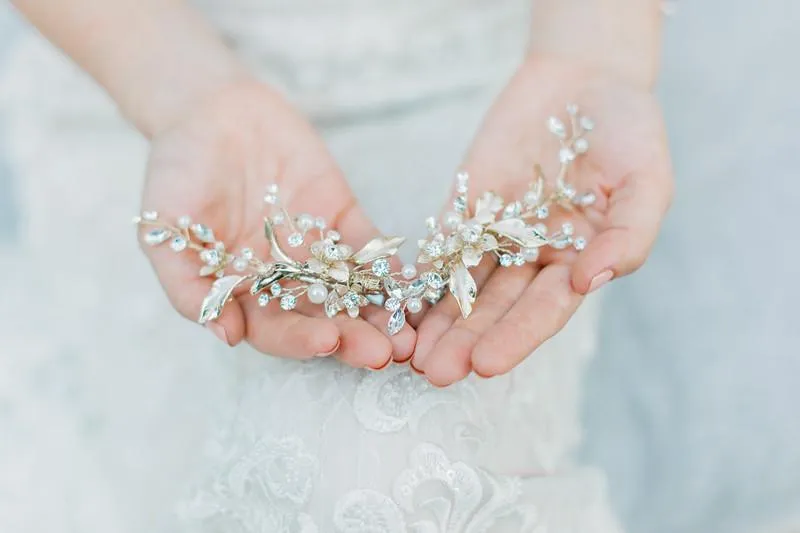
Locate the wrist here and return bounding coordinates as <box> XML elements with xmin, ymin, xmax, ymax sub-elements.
<box><xmin>528</xmin><ymin>0</ymin><xmax>663</xmax><ymax>90</ymax></box>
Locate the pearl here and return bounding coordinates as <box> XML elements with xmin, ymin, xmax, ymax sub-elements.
<box><xmin>307</xmin><ymin>283</ymin><xmax>329</xmax><ymax>304</ymax></box>
<box><xmin>407</xmin><ymin>298</ymin><xmax>423</xmax><ymax>314</ymax></box>
<box><xmin>401</xmin><ymin>264</ymin><xmax>417</xmax><ymax>280</ymax></box>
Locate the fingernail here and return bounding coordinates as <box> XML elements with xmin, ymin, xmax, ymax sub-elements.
<box><xmin>207</xmin><ymin>322</ymin><xmax>230</xmax><ymax>346</ymax></box>
<box><xmin>315</xmin><ymin>338</ymin><xmax>341</xmax><ymax>357</ymax></box>
<box><xmin>588</xmin><ymin>270</ymin><xmax>614</xmax><ymax>293</ymax></box>
<box><xmin>367</xmin><ymin>356</ymin><xmax>393</xmax><ymax>371</ymax></box>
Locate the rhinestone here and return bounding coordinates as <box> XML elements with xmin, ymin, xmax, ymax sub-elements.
<box><xmin>566</xmin><ymin>103</ymin><xmax>579</xmax><ymax>115</ymax></box>
<box><xmin>574</xmin><ymin>138</ymin><xmax>589</xmax><ymax>154</ymax></box>
<box><xmin>131</xmin><ymin>216</ymin><xmax>142</xmax><ymax>224</ymax></box>
<box><xmin>401</xmin><ymin>264</ymin><xmax>417</xmax><ymax>280</ymax></box>
<box><xmin>191</xmin><ymin>224</ymin><xmax>216</xmax><ymax>243</ymax></box>
<box><xmin>580</xmin><ymin>116</ymin><xmax>595</xmax><ymax>131</ymax></box>
<box><xmin>425</xmin><ymin>217</ymin><xmax>440</xmax><ymax>234</ymax></box>
<box><xmin>548</xmin><ymin>116</ymin><xmax>566</xmax><ymax>138</ymax></box>
<box><xmin>200</xmin><ymin>249</ymin><xmax>221</xmax><ymax>266</ymax></box>
<box><xmin>427</xmin><ymin>272</ymin><xmax>444</xmax><ymax>289</ymax></box>
<box><xmin>384</xmin><ymin>297</ymin><xmax>401</xmax><ymax>312</ymax></box>
<box><xmin>559</xmin><ymin>148</ymin><xmax>576</xmax><ymax>163</ymax></box>
<box><xmin>343</xmin><ymin>291</ymin><xmax>361</xmax><ymax>309</ymax></box>
<box><xmin>258</xmin><ymin>293</ymin><xmax>270</xmax><ymax>307</ymax></box>
<box><xmin>444</xmin><ymin>211</ymin><xmax>462</xmax><ymax>229</ymax></box>
<box><xmin>170</xmin><ymin>236</ymin><xmax>187</xmax><ymax>252</ymax></box>
<box><xmin>287</xmin><ymin>233</ymin><xmax>304</xmax><ymax>247</ymax></box>
<box><xmin>214</xmin><ymin>241</ymin><xmax>226</xmax><ymax>251</ymax></box>
<box><xmin>326</xmin><ymin>230</ymin><xmax>341</xmax><ymax>242</ymax></box>
<box><xmin>456</xmin><ymin>182</ymin><xmax>468</xmax><ymax>194</ymax></box>
<box><xmin>521</xmin><ymin>247</ymin><xmax>540</xmax><ymax>262</ymax></box>
<box><xmin>314</xmin><ymin>217</ymin><xmax>327</xmax><ymax>229</ymax></box>
<box><xmin>266</xmin><ymin>183</ymin><xmax>279</xmax><ymax>194</ymax></box>
<box><xmin>407</xmin><ymin>298</ymin><xmax>423</xmax><ymax>314</ymax></box>
<box><xmin>144</xmin><ymin>228</ymin><xmax>170</xmax><ymax>246</ymax></box>
<box><xmin>453</xmin><ymin>195</ymin><xmax>467</xmax><ymax>214</ymax></box>
<box><xmin>280</xmin><ymin>295</ymin><xmax>297</xmax><ymax>311</ymax></box>
<box><xmin>524</xmin><ymin>190</ymin><xmax>540</xmax><ymax>206</ymax></box>
<box><xmin>579</xmin><ymin>192</ymin><xmax>597</xmax><ymax>206</ymax></box>
<box><xmin>562</xmin><ymin>184</ymin><xmax>576</xmax><ymax>199</ymax></box>
<box><xmin>241</xmin><ymin>248</ymin><xmax>254</xmax><ymax>260</ymax></box>
<box><xmin>536</xmin><ymin>206</ymin><xmax>549</xmax><ymax>219</ymax></box>
<box><xmin>513</xmin><ymin>254</ymin><xmax>526</xmax><ymax>266</ymax></box>
<box><xmin>372</xmin><ymin>258</ymin><xmax>391</xmax><ymax>277</ymax></box>
<box><xmin>177</xmin><ymin>215</ymin><xmax>191</xmax><ymax>229</ymax></box>
<box><xmin>297</xmin><ymin>214</ymin><xmax>315</xmax><ymax>232</ymax></box>
<box><xmin>574</xmin><ymin>237</ymin><xmax>587</xmax><ymax>251</ymax></box>
<box><xmin>499</xmin><ymin>255</ymin><xmax>513</xmax><ymax>267</ymax></box>
<box><xmin>270</xmin><ymin>283</ymin><xmax>282</xmax><ymax>296</ymax></box>
<box><xmin>456</xmin><ymin>171</ymin><xmax>469</xmax><ymax>184</ymax></box>
<box><xmin>142</xmin><ymin>211</ymin><xmax>158</xmax><ymax>222</ymax></box>
<box><xmin>425</xmin><ymin>289</ymin><xmax>443</xmax><ymax>304</ymax></box>
<box><xmin>387</xmin><ymin>308</ymin><xmax>406</xmax><ymax>336</ymax></box>
<box><xmin>552</xmin><ymin>236</ymin><xmax>572</xmax><ymax>250</ymax></box>
<box><xmin>272</xmin><ymin>212</ymin><xmax>285</xmax><ymax>225</ymax></box>
<box><xmin>562</xmin><ymin>222</ymin><xmax>575</xmax><ymax>236</ymax></box>
<box><xmin>264</xmin><ymin>194</ymin><xmax>278</xmax><ymax>205</ymax></box>
<box><xmin>233</xmin><ymin>257</ymin><xmax>249</xmax><ymax>272</ymax></box>
<box><xmin>503</xmin><ymin>201</ymin><xmax>521</xmax><ymax>219</ymax></box>
<box><xmin>425</xmin><ymin>240</ymin><xmax>444</xmax><ymax>258</ymax></box>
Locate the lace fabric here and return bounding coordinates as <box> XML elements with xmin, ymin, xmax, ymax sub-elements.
<box><xmin>0</xmin><ymin>2</ymin><xmax>621</xmax><ymax>531</ymax></box>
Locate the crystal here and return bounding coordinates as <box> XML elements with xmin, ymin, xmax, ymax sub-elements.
<box><xmin>574</xmin><ymin>237</ymin><xmax>587</xmax><ymax>251</ymax></box>
<box><xmin>425</xmin><ymin>288</ymin><xmax>443</xmax><ymax>304</ymax></box>
<box><xmin>551</xmin><ymin>235</ymin><xmax>572</xmax><ymax>250</ymax></box>
<box><xmin>343</xmin><ymin>291</ymin><xmax>361</xmax><ymax>309</ymax></box>
<box><xmin>580</xmin><ymin>116</ymin><xmax>595</xmax><ymax>131</ymax></box>
<box><xmin>536</xmin><ymin>206</ymin><xmax>549</xmax><ymax>219</ymax></box>
<box><xmin>170</xmin><ymin>236</ymin><xmax>187</xmax><ymax>252</ymax></box>
<box><xmin>456</xmin><ymin>182</ymin><xmax>468</xmax><ymax>194</ymax></box>
<box><xmin>425</xmin><ymin>240</ymin><xmax>444</xmax><ymax>258</ymax></box>
<box><xmin>401</xmin><ymin>264</ymin><xmax>417</xmax><ymax>280</ymax></box>
<box><xmin>214</xmin><ymin>241</ymin><xmax>226</xmax><ymax>251</ymax></box>
<box><xmin>176</xmin><ymin>215</ymin><xmax>192</xmax><ymax>229</ymax></box>
<box><xmin>562</xmin><ymin>222</ymin><xmax>575</xmax><ymax>236</ymax></box>
<box><xmin>314</xmin><ymin>217</ymin><xmax>327</xmax><ymax>229</ymax></box>
<box><xmin>264</xmin><ymin>194</ymin><xmax>278</xmax><ymax>205</ymax></box>
<box><xmin>266</xmin><ymin>183</ymin><xmax>279</xmax><ymax>194</ymax></box>
<box><xmin>425</xmin><ymin>217</ymin><xmax>439</xmax><ymax>235</ymax></box>
<box><xmin>371</xmin><ymin>258</ymin><xmax>391</xmax><ymax>277</ymax></box>
<box><xmin>559</xmin><ymin>147</ymin><xmax>576</xmax><ymax>163</ymax></box>
<box><xmin>578</xmin><ymin>192</ymin><xmax>597</xmax><ymax>206</ymax></box>
<box><xmin>574</xmin><ymin>138</ymin><xmax>589</xmax><ymax>154</ymax></box>
<box><xmin>258</xmin><ymin>293</ymin><xmax>270</xmax><ymax>307</ymax></box>
<box><xmin>427</xmin><ymin>272</ymin><xmax>445</xmax><ymax>289</ymax></box>
<box><xmin>499</xmin><ymin>254</ymin><xmax>513</xmax><ymax>267</ymax></box>
<box><xmin>270</xmin><ymin>283</ymin><xmax>282</xmax><ymax>296</ymax></box>
<box><xmin>384</xmin><ymin>297</ymin><xmax>401</xmax><ymax>312</ymax></box>
<box><xmin>513</xmin><ymin>254</ymin><xmax>526</xmax><ymax>266</ymax></box>
<box><xmin>131</xmin><ymin>216</ymin><xmax>142</xmax><ymax>224</ymax></box>
<box><xmin>407</xmin><ymin>298</ymin><xmax>423</xmax><ymax>314</ymax></box>
<box><xmin>326</xmin><ymin>230</ymin><xmax>341</xmax><ymax>242</ymax></box>
<box><xmin>144</xmin><ymin>228</ymin><xmax>170</xmax><ymax>246</ymax></box>
<box><xmin>562</xmin><ymin>184</ymin><xmax>576</xmax><ymax>199</ymax></box>
<box><xmin>232</xmin><ymin>257</ymin><xmax>249</xmax><ymax>272</ymax></box>
<box><xmin>453</xmin><ymin>195</ymin><xmax>467</xmax><ymax>214</ymax></box>
<box><xmin>521</xmin><ymin>246</ymin><xmax>540</xmax><ymax>262</ymax></box>
<box><xmin>548</xmin><ymin>116</ymin><xmax>566</xmax><ymax>138</ymax></box>
<box><xmin>307</xmin><ymin>283</ymin><xmax>329</xmax><ymax>304</ymax></box>
<box><xmin>287</xmin><ymin>233</ymin><xmax>304</xmax><ymax>247</ymax></box>
<box><xmin>297</xmin><ymin>214</ymin><xmax>315</xmax><ymax>232</ymax></box>
<box><xmin>241</xmin><ymin>248</ymin><xmax>254</xmax><ymax>260</ymax></box>
<box><xmin>523</xmin><ymin>190</ymin><xmax>540</xmax><ymax>207</ymax></box>
<box><xmin>280</xmin><ymin>294</ymin><xmax>297</xmax><ymax>311</ymax></box>
<box><xmin>566</xmin><ymin>103</ymin><xmax>579</xmax><ymax>115</ymax></box>
<box><xmin>142</xmin><ymin>211</ymin><xmax>158</xmax><ymax>222</ymax></box>
<box><xmin>191</xmin><ymin>224</ymin><xmax>216</xmax><ymax>243</ymax></box>
<box><xmin>387</xmin><ymin>308</ymin><xmax>406</xmax><ymax>336</ymax></box>
<box><xmin>503</xmin><ymin>201</ymin><xmax>521</xmax><ymax>219</ymax></box>
<box><xmin>272</xmin><ymin>212</ymin><xmax>286</xmax><ymax>225</ymax></box>
<box><xmin>444</xmin><ymin>211</ymin><xmax>462</xmax><ymax>229</ymax></box>
<box><xmin>456</xmin><ymin>171</ymin><xmax>469</xmax><ymax>184</ymax></box>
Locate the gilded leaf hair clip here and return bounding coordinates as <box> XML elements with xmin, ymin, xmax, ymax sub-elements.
<box><xmin>135</xmin><ymin>104</ymin><xmax>596</xmax><ymax>335</ymax></box>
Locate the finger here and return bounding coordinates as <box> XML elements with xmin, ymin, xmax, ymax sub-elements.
<box><xmin>411</xmin><ymin>257</ymin><xmax>497</xmax><ymax>371</ymax></box>
<box><xmin>241</xmin><ymin>296</ymin><xmax>341</xmax><ymax>358</ymax></box>
<box><xmin>361</xmin><ymin>305</ymin><xmax>417</xmax><ymax>362</ymax></box>
<box><xmin>472</xmin><ymin>263</ymin><xmax>582</xmax><ymax>378</ymax></box>
<box><xmin>139</xmin><ymin>229</ymin><xmax>248</xmax><ymax>346</ymax></box>
<box><xmin>571</xmin><ymin>168</ymin><xmax>673</xmax><ymax>294</ymax></box>
<box><xmin>420</xmin><ymin>264</ymin><xmax>537</xmax><ymax>387</ymax></box>
<box><xmin>334</xmin><ymin>316</ymin><xmax>394</xmax><ymax>370</ymax></box>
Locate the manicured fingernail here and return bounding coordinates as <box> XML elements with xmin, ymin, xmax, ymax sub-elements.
<box><xmin>588</xmin><ymin>270</ymin><xmax>614</xmax><ymax>293</ymax></box>
<box><xmin>367</xmin><ymin>356</ymin><xmax>393</xmax><ymax>371</ymax></box>
<box><xmin>315</xmin><ymin>338</ymin><xmax>341</xmax><ymax>357</ymax></box>
<box><xmin>207</xmin><ymin>322</ymin><xmax>230</xmax><ymax>346</ymax></box>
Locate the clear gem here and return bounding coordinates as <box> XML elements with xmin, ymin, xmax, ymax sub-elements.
<box><xmin>453</xmin><ymin>195</ymin><xmax>467</xmax><ymax>214</ymax></box>
<box><xmin>574</xmin><ymin>138</ymin><xmax>589</xmax><ymax>154</ymax></box>
<box><xmin>264</xmin><ymin>194</ymin><xmax>278</xmax><ymax>205</ymax></box>
<box><xmin>191</xmin><ymin>224</ymin><xmax>216</xmax><ymax>243</ymax></box>
<box><xmin>170</xmin><ymin>236</ymin><xmax>187</xmax><ymax>252</ymax></box>
<box><xmin>270</xmin><ymin>283</ymin><xmax>282</xmax><ymax>296</ymax></box>
<box><xmin>536</xmin><ymin>206</ymin><xmax>549</xmax><ymax>219</ymax></box>
<box><xmin>406</xmin><ymin>279</ymin><xmax>426</xmax><ymax>297</ymax></box>
<box><xmin>552</xmin><ymin>235</ymin><xmax>572</xmax><ymax>249</ymax></box>
<box><xmin>131</xmin><ymin>216</ymin><xmax>142</xmax><ymax>224</ymax></box>
<box><xmin>200</xmin><ymin>249</ymin><xmax>221</xmax><ymax>266</ymax></box>
<box><xmin>425</xmin><ymin>217</ymin><xmax>439</xmax><ymax>234</ymax></box>
<box><xmin>385</xmin><ymin>297</ymin><xmax>401</xmax><ymax>312</ymax></box>
<box><xmin>266</xmin><ymin>183</ymin><xmax>279</xmax><ymax>194</ymax></box>
<box><xmin>233</xmin><ymin>257</ymin><xmax>249</xmax><ymax>271</ymax></box>
<box><xmin>314</xmin><ymin>217</ymin><xmax>327</xmax><ymax>229</ymax></box>
<box><xmin>580</xmin><ymin>116</ymin><xmax>595</xmax><ymax>131</ymax></box>
<box><xmin>425</xmin><ymin>240</ymin><xmax>444</xmax><ymax>258</ymax></box>
<box><xmin>427</xmin><ymin>272</ymin><xmax>444</xmax><ymax>289</ymax></box>
<box><xmin>456</xmin><ymin>171</ymin><xmax>469</xmax><ymax>184</ymax></box>
<box><xmin>566</xmin><ymin>103</ymin><xmax>579</xmax><ymax>115</ymax></box>
<box><xmin>372</xmin><ymin>258</ymin><xmax>391</xmax><ymax>277</ymax></box>
<box><xmin>280</xmin><ymin>295</ymin><xmax>297</xmax><ymax>311</ymax></box>
<box><xmin>562</xmin><ymin>222</ymin><xmax>575</xmax><ymax>236</ymax></box>
<box><xmin>562</xmin><ymin>184</ymin><xmax>577</xmax><ymax>199</ymax></box>
<box><xmin>548</xmin><ymin>116</ymin><xmax>566</xmax><ymax>137</ymax></box>
<box><xmin>287</xmin><ymin>233</ymin><xmax>304</xmax><ymax>247</ymax></box>
<box><xmin>343</xmin><ymin>291</ymin><xmax>361</xmax><ymax>309</ymax></box>
<box><xmin>144</xmin><ymin>228</ymin><xmax>170</xmax><ymax>246</ymax></box>
<box><xmin>559</xmin><ymin>148</ymin><xmax>576</xmax><ymax>163</ymax></box>
<box><xmin>524</xmin><ymin>190</ymin><xmax>540</xmax><ymax>207</ymax></box>
<box><xmin>297</xmin><ymin>214</ymin><xmax>315</xmax><ymax>231</ymax></box>
<box><xmin>326</xmin><ymin>230</ymin><xmax>341</xmax><ymax>242</ymax></box>
<box><xmin>401</xmin><ymin>264</ymin><xmax>417</xmax><ymax>280</ymax></box>
<box><xmin>272</xmin><ymin>212</ymin><xmax>285</xmax><ymax>225</ymax></box>
<box><xmin>499</xmin><ymin>255</ymin><xmax>513</xmax><ymax>267</ymax></box>
<box><xmin>177</xmin><ymin>215</ymin><xmax>192</xmax><ymax>229</ymax></box>
<box><xmin>387</xmin><ymin>308</ymin><xmax>406</xmax><ymax>336</ymax></box>
<box><xmin>425</xmin><ymin>288</ymin><xmax>443</xmax><ymax>304</ymax></box>
<box><xmin>444</xmin><ymin>211</ymin><xmax>462</xmax><ymax>229</ymax></box>
<box><xmin>142</xmin><ymin>211</ymin><xmax>158</xmax><ymax>222</ymax></box>
<box><xmin>579</xmin><ymin>192</ymin><xmax>597</xmax><ymax>207</ymax></box>
<box><xmin>574</xmin><ymin>237</ymin><xmax>587</xmax><ymax>251</ymax></box>
<box><xmin>503</xmin><ymin>201</ymin><xmax>521</xmax><ymax>219</ymax></box>
<box><xmin>241</xmin><ymin>248</ymin><xmax>254</xmax><ymax>260</ymax></box>
<box><xmin>513</xmin><ymin>254</ymin><xmax>526</xmax><ymax>266</ymax></box>
<box><xmin>258</xmin><ymin>293</ymin><xmax>270</xmax><ymax>307</ymax></box>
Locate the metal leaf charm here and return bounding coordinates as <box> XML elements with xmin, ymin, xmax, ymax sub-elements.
<box><xmin>351</xmin><ymin>236</ymin><xmax>406</xmax><ymax>265</ymax></box>
<box><xmin>489</xmin><ymin>218</ymin><xmax>549</xmax><ymax>248</ymax></box>
<box><xmin>387</xmin><ymin>308</ymin><xmax>406</xmax><ymax>336</ymax></box>
<box><xmin>264</xmin><ymin>218</ymin><xmax>295</xmax><ymax>264</ymax></box>
<box><xmin>473</xmin><ymin>192</ymin><xmax>504</xmax><ymax>224</ymax></box>
<box><xmin>448</xmin><ymin>261</ymin><xmax>477</xmax><ymax>319</ymax></box>
<box><xmin>198</xmin><ymin>275</ymin><xmax>247</xmax><ymax>325</ymax></box>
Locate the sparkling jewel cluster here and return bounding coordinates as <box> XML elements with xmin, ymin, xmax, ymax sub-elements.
<box><xmin>136</xmin><ymin>104</ymin><xmax>596</xmax><ymax>335</ymax></box>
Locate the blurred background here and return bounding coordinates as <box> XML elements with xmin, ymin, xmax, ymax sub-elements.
<box><xmin>1</xmin><ymin>2</ymin><xmax>799</xmax><ymax>532</ymax></box>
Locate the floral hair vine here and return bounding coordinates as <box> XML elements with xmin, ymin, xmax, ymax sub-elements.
<box><xmin>135</xmin><ymin>103</ymin><xmax>596</xmax><ymax>336</ymax></box>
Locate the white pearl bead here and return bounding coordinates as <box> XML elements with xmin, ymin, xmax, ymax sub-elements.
<box><xmin>307</xmin><ymin>283</ymin><xmax>329</xmax><ymax>304</ymax></box>
<box><xmin>401</xmin><ymin>264</ymin><xmax>417</xmax><ymax>280</ymax></box>
<box><xmin>407</xmin><ymin>298</ymin><xmax>423</xmax><ymax>314</ymax></box>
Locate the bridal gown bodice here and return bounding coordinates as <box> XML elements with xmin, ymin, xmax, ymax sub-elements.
<box><xmin>0</xmin><ymin>1</ymin><xmax>620</xmax><ymax>532</ymax></box>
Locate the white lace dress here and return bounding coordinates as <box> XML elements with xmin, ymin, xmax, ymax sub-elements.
<box><xmin>0</xmin><ymin>1</ymin><xmax>621</xmax><ymax>531</ymax></box>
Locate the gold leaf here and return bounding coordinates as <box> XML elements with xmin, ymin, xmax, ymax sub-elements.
<box><xmin>198</xmin><ymin>275</ymin><xmax>248</xmax><ymax>325</ymax></box>
<box><xmin>489</xmin><ymin>218</ymin><xmax>548</xmax><ymax>248</ymax></box>
<box><xmin>264</xmin><ymin>218</ymin><xmax>295</xmax><ymax>264</ymax></box>
<box><xmin>473</xmin><ymin>192</ymin><xmax>504</xmax><ymax>224</ymax></box>
<box><xmin>351</xmin><ymin>236</ymin><xmax>406</xmax><ymax>265</ymax></box>
<box><xmin>448</xmin><ymin>261</ymin><xmax>477</xmax><ymax>319</ymax></box>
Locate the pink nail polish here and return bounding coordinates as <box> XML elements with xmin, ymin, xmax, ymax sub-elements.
<box><xmin>588</xmin><ymin>270</ymin><xmax>614</xmax><ymax>293</ymax></box>
<box><xmin>207</xmin><ymin>322</ymin><xmax>230</xmax><ymax>346</ymax></box>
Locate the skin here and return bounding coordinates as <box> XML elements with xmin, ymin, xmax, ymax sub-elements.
<box><xmin>11</xmin><ymin>0</ymin><xmax>672</xmax><ymax>379</ymax></box>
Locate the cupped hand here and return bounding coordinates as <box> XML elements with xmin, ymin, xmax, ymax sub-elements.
<box><xmin>139</xmin><ymin>80</ymin><xmax>415</xmax><ymax>367</ymax></box>
<box><xmin>411</xmin><ymin>55</ymin><xmax>673</xmax><ymax>386</ymax></box>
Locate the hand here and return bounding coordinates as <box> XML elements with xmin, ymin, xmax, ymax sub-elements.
<box><xmin>139</xmin><ymin>80</ymin><xmax>415</xmax><ymax>367</ymax></box>
<box><xmin>410</xmin><ymin>55</ymin><xmax>673</xmax><ymax>385</ymax></box>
